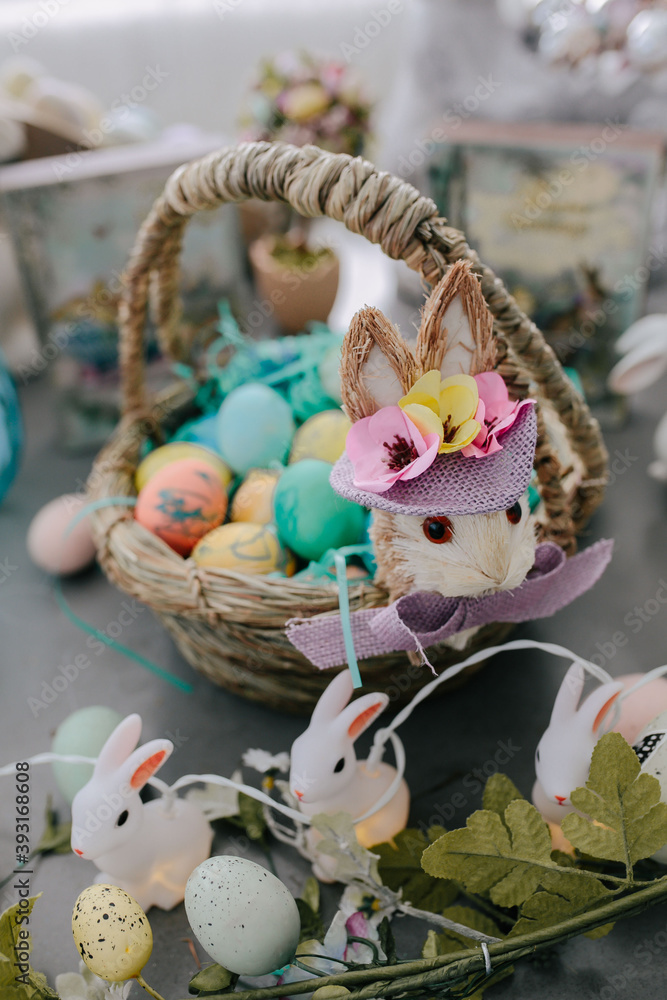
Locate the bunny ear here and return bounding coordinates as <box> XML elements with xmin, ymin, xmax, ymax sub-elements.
<box><xmin>336</xmin><ymin>691</ymin><xmax>389</xmax><ymax>742</ymax></box>
<box><xmin>340</xmin><ymin>306</ymin><xmax>418</xmax><ymax>421</ymax></box>
<box><xmin>416</xmin><ymin>261</ymin><xmax>496</xmax><ymax>379</ymax></box>
<box><xmin>579</xmin><ymin>682</ymin><xmax>625</xmax><ymax>735</ymax></box>
<box><xmin>550</xmin><ymin>663</ymin><xmax>586</xmax><ymax>726</ymax></box>
<box><xmin>608</xmin><ymin>335</ymin><xmax>667</xmax><ymax>394</ymax></box>
<box><xmin>311</xmin><ymin>669</ymin><xmax>354</xmax><ymax>725</ymax></box>
<box><xmin>120</xmin><ymin>738</ymin><xmax>173</xmax><ymax>791</ymax></box>
<box><xmin>94</xmin><ymin>714</ymin><xmax>143</xmax><ymax>776</ymax></box>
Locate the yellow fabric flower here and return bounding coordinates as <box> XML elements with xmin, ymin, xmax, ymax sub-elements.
<box><xmin>282</xmin><ymin>82</ymin><xmax>330</xmax><ymax>121</ymax></box>
<box><xmin>399</xmin><ymin>370</ymin><xmax>480</xmax><ymax>454</ymax></box>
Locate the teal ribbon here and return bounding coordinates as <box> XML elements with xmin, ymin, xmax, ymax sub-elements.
<box><xmin>59</xmin><ymin>496</ymin><xmax>193</xmax><ymax>693</ymax></box>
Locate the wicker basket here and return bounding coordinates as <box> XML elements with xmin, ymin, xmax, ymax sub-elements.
<box><xmin>88</xmin><ymin>141</ymin><xmax>608</xmax><ymax>713</ymax></box>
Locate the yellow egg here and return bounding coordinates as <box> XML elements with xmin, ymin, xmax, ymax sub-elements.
<box><xmin>231</xmin><ymin>468</ymin><xmax>280</xmax><ymax>524</ymax></box>
<box><xmin>72</xmin><ymin>884</ymin><xmax>152</xmax><ymax>981</ymax></box>
<box><xmin>192</xmin><ymin>522</ymin><xmax>291</xmax><ymax>575</ymax></box>
<box><xmin>135</xmin><ymin>443</ymin><xmax>232</xmax><ymax>492</ymax></box>
<box><xmin>289</xmin><ymin>410</ymin><xmax>351</xmax><ymax>465</ymax></box>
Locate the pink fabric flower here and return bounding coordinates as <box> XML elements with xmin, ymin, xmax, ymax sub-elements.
<box><xmin>346</xmin><ymin>406</ymin><xmax>441</xmax><ymax>494</ymax></box>
<box><xmin>461</xmin><ymin>372</ymin><xmax>535</xmax><ymax>459</ymax></box>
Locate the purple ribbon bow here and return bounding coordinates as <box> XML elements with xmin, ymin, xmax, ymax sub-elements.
<box><xmin>286</xmin><ymin>539</ymin><xmax>613</xmax><ymax>669</ymax></box>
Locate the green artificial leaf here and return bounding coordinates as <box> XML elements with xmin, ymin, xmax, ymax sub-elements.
<box><xmin>35</xmin><ymin>799</ymin><xmax>71</xmax><ymax>856</ymax></box>
<box><xmin>188</xmin><ymin>962</ymin><xmax>237</xmax><ymax>995</ymax></box>
<box><xmin>422</xmin><ymin>910</ymin><xmax>508</xmax><ymax>1000</ymax></box>
<box><xmin>0</xmin><ymin>894</ymin><xmax>57</xmax><ymax>998</ymax></box>
<box><xmin>296</xmin><ymin>898</ymin><xmax>325</xmax><ymax>944</ymax></box>
<box><xmin>302</xmin><ymin>876</ymin><xmax>320</xmax><ymax>915</ymax></box>
<box><xmin>585</xmin><ymin>922</ymin><xmax>615</xmax><ymax>940</ymax></box>
<box><xmin>377</xmin><ymin>916</ymin><xmax>397</xmax><ymax>965</ymax></box>
<box><xmin>237</xmin><ymin>792</ymin><xmax>267</xmax><ymax>842</ymax></box>
<box><xmin>562</xmin><ymin>733</ymin><xmax>667</xmax><ymax>870</ymax></box>
<box><xmin>422</xmin><ymin>799</ymin><xmax>559</xmax><ymax>907</ymax></box>
<box><xmin>311</xmin><ymin>813</ymin><xmax>381</xmax><ymax>885</ymax></box>
<box><xmin>482</xmin><ymin>774</ymin><xmax>525</xmax><ymax>822</ymax></box>
<box><xmin>374</xmin><ymin>828</ymin><xmax>458</xmax><ymax>913</ymax></box>
<box><xmin>509</xmin><ymin>870</ymin><xmax>611</xmax><ymax>938</ymax></box>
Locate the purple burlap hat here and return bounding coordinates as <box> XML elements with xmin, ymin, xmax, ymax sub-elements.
<box><xmin>329</xmin><ymin>404</ymin><xmax>537</xmax><ymax>517</ymax></box>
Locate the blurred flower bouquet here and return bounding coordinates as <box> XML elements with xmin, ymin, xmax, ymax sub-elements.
<box><xmin>240</xmin><ymin>50</ymin><xmax>372</xmax><ymax>157</ymax></box>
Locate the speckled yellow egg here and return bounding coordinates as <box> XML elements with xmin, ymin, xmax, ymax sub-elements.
<box><xmin>192</xmin><ymin>522</ymin><xmax>290</xmax><ymax>575</ymax></box>
<box><xmin>289</xmin><ymin>410</ymin><xmax>351</xmax><ymax>465</ymax></box>
<box><xmin>184</xmin><ymin>856</ymin><xmax>300</xmax><ymax>976</ymax></box>
<box><xmin>135</xmin><ymin>458</ymin><xmax>227</xmax><ymax>556</ymax></box>
<box><xmin>230</xmin><ymin>469</ymin><xmax>280</xmax><ymax>524</ymax></box>
<box><xmin>72</xmin><ymin>884</ymin><xmax>152</xmax><ymax>981</ymax></box>
<box><xmin>135</xmin><ymin>443</ymin><xmax>232</xmax><ymax>492</ymax></box>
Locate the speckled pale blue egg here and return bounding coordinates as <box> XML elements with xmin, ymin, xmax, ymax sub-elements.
<box><xmin>184</xmin><ymin>856</ymin><xmax>300</xmax><ymax>976</ymax></box>
<box><xmin>215</xmin><ymin>384</ymin><xmax>295</xmax><ymax>476</ymax></box>
<box><xmin>274</xmin><ymin>459</ymin><xmax>366</xmax><ymax>561</ymax></box>
<box><xmin>171</xmin><ymin>414</ymin><xmax>221</xmax><ymax>453</ymax></box>
<box><xmin>52</xmin><ymin>706</ymin><xmax>123</xmax><ymax>803</ymax></box>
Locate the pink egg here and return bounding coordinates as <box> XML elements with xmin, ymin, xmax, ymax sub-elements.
<box><xmin>134</xmin><ymin>458</ymin><xmax>228</xmax><ymax>556</ymax></box>
<box><xmin>27</xmin><ymin>493</ymin><xmax>96</xmax><ymax>575</ymax></box>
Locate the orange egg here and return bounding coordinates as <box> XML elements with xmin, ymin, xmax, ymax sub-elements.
<box><xmin>134</xmin><ymin>458</ymin><xmax>227</xmax><ymax>556</ymax></box>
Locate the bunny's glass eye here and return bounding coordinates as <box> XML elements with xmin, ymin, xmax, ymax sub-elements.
<box><xmin>334</xmin><ymin>758</ymin><xmax>345</xmax><ymax>773</ymax></box>
<box><xmin>506</xmin><ymin>502</ymin><xmax>522</xmax><ymax>525</ymax></box>
<box><xmin>423</xmin><ymin>516</ymin><xmax>453</xmax><ymax>544</ymax></box>
<box><xmin>116</xmin><ymin>809</ymin><xmax>129</xmax><ymax>827</ymax></box>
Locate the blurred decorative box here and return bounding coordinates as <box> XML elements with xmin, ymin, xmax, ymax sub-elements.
<box><xmin>423</xmin><ymin>120</ymin><xmax>665</xmax><ymax>424</ymax></box>
<box><xmin>0</xmin><ymin>132</ymin><xmax>249</xmax><ymax>450</ymax></box>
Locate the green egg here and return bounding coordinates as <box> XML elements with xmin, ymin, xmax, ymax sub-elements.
<box><xmin>273</xmin><ymin>459</ymin><xmax>366</xmax><ymax>562</ymax></box>
<box><xmin>52</xmin><ymin>706</ymin><xmax>123</xmax><ymax>803</ymax></box>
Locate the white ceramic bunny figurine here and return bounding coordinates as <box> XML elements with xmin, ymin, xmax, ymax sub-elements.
<box><xmin>533</xmin><ymin>663</ymin><xmax>667</xmax><ymax>824</ymax></box>
<box><xmin>333</xmin><ymin>261</ymin><xmax>538</xmax><ymax>617</ymax></box>
<box><xmin>290</xmin><ymin>669</ymin><xmax>409</xmax><ymax>875</ymax></box>
<box><xmin>608</xmin><ymin>314</ymin><xmax>667</xmax><ymax>481</ymax></box>
<box><xmin>71</xmin><ymin>714</ymin><xmax>213</xmax><ymax>911</ymax></box>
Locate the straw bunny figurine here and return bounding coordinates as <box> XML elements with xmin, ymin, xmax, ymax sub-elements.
<box><xmin>533</xmin><ymin>663</ymin><xmax>667</xmax><ymax>824</ymax></box>
<box><xmin>331</xmin><ymin>260</ymin><xmax>538</xmax><ymax>614</ymax></box>
<box><xmin>71</xmin><ymin>714</ymin><xmax>213</xmax><ymax>911</ymax></box>
<box><xmin>290</xmin><ymin>669</ymin><xmax>409</xmax><ymax>876</ymax></box>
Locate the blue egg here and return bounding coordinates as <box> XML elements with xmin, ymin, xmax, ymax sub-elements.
<box><xmin>274</xmin><ymin>459</ymin><xmax>367</xmax><ymax>562</ymax></box>
<box><xmin>171</xmin><ymin>414</ymin><xmax>221</xmax><ymax>453</ymax></box>
<box><xmin>51</xmin><ymin>706</ymin><xmax>123</xmax><ymax>804</ymax></box>
<box><xmin>216</xmin><ymin>384</ymin><xmax>295</xmax><ymax>476</ymax></box>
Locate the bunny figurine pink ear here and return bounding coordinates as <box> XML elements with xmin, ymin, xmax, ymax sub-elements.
<box><xmin>119</xmin><ymin>737</ymin><xmax>174</xmax><ymax>791</ymax></box>
<box><xmin>93</xmin><ymin>714</ymin><xmax>143</xmax><ymax>776</ymax></box>
<box><xmin>550</xmin><ymin>663</ymin><xmax>624</xmax><ymax>734</ymax></box>
<box><xmin>335</xmin><ymin>691</ymin><xmax>390</xmax><ymax>742</ymax></box>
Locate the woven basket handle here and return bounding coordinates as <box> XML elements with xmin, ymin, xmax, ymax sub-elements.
<box><xmin>119</xmin><ymin>141</ymin><xmax>607</xmax><ymax>531</ymax></box>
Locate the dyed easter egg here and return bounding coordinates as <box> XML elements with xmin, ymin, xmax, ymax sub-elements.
<box><xmin>192</xmin><ymin>522</ymin><xmax>289</xmax><ymax>575</ymax></box>
<box><xmin>134</xmin><ymin>458</ymin><xmax>227</xmax><ymax>556</ymax></box>
<box><xmin>27</xmin><ymin>493</ymin><xmax>96</xmax><ymax>576</ymax></box>
<box><xmin>216</xmin><ymin>384</ymin><xmax>295</xmax><ymax>475</ymax></box>
<box><xmin>289</xmin><ymin>410</ymin><xmax>351</xmax><ymax>465</ymax></box>
<box><xmin>52</xmin><ymin>706</ymin><xmax>123</xmax><ymax>804</ymax></box>
<box><xmin>274</xmin><ymin>459</ymin><xmax>366</xmax><ymax>562</ymax></box>
<box><xmin>634</xmin><ymin>709</ymin><xmax>667</xmax><ymax>864</ymax></box>
<box><xmin>135</xmin><ymin>442</ymin><xmax>232</xmax><ymax>491</ymax></box>
<box><xmin>318</xmin><ymin>344</ymin><xmax>343</xmax><ymax>403</ymax></box>
<box><xmin>184</xmin><ymin>856</ymin><xmax>300</xmax><ymax>976</ymax></box>
<box><xmin>171</xmin><ymin>414</ymin><xmax>222</xmax><ymax>453</ymax></box>
<box><xmin>231</xmin><ymin>468</ymin><xmax>280</xmax><ymax>524</ymax></box>
<box><xmin>72</xmin><ymin>884</ymin><xmax>152</xmax><ymax>981</ymax></box>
